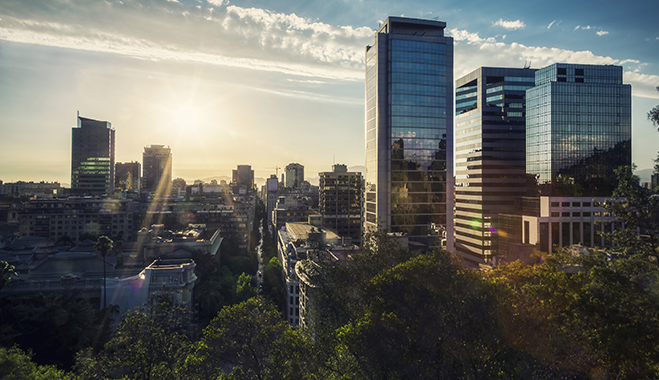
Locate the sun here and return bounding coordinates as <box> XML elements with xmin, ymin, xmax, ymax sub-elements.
<box><xmin>168</xmin><ymin>103</ymin><xmax>203</xmax><ymax>128</ymax></box>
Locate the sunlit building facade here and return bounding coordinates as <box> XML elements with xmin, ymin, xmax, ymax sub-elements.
<box><xmin>454</xmin><ymin>67</ymin><xmax>536</xmax><ymax>263</ymax></box>
<box><xmin>71</xmin><ymin>116</ymin><xmax>115</xmax><ymax>195</ymax></box>
<box><xmin>526</xmin><ymin>63</ymin><xmax>631</xmax><ymax>196</ymax></box>
<box><xmin>115</xmin><ymin>161</ymin><xmax>141</xmax><ymax>191</ymax></box>
<box><xmin>364</xmin><ymin>17</ymin><xmax>453</xmax><ymax>249</ymax></box>
<box><xmin>285</xmin><ymin>163</ymin><xmax>305</xmax><ymax>189</ymax></box>
<box><xmin>142</xmin><ymin>145</ymin><xmax>172</xmax><ymax>193</ymax></box>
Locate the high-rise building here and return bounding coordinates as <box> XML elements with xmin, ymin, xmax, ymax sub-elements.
<box><xmin>71</xmin><ymin>116</ymin><xmax>115</xmax><ymax>195</ymax></box>
<box><xmin>454</xmin><ymin>67</ymin><xmax>536</xmax><ymax>263</ymax></box>
<box><xmin>364</xmin><ymin>17</ymin><xmax>453</xmax><ymax>248</ymax></box>
<box><xmin>232</xmin><ymin>165</ymin><xmax>254</xmax><ymax>191</ymax></box>
<box><xmin>527</xmin><ymin>63</ymin><xmax>631</xmax><ymax>196</ymax></box>
<box><xmin>115</xmin><ymin>161</ymin><xmax>141</xmax><ymax>191</ymax></box>
<box><xmin>142</xmin><ymin>145</ymin><xmax>172</xmax><ymax>193</ymax></box>
<box><xmin>498</xmin><ymin>63</ymin><xmax>632</xmax><ymax>258</ymax></box>
<box><xmin>285</xmin><ymin>163</ymin><xmax>304</xmax><ymax>189</ymax></box>
<box><xmin>266</xmin><ymin>174</ymin><xmax>280</xmax><ymax>232</ymax></box>
<box><xmin>319</xmin><ymin>164</ymin><xmax>363</xmax><ymax>241</ymax></box>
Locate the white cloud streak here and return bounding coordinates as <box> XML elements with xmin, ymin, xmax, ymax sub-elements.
<box><xmin>493</xmin><ymin>19</ymin><xmax>525</xmax><ymax>30</ymax></box>
<box><xmin>547</xmin><ymin>20</ymin><xmax>556</xmax><ymax>29</ymax></box>
<box><xmin>597</xmin><ymin>30</ymin><xmax>609</xmax><ymax>36</ymax></box>
<box><xmin>0</xmin><ymin>1</ymin><xmax>656</xmax><ymax>98</ymax></box>
<box><xmin>450</xmin><ymin>28</ymin><xmax>659</xmax><ymax>99</ymax></box>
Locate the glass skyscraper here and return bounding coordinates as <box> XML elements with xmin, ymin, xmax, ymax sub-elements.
<box><xmin>454</xmin><ymin>67</ymin><xmax>536</xmax><ymax>263</ymax></box>
<box><xmin>526</xmin><ymin>63</ymin><xmax>631</xmax><ymax>196</ymax></box>
<box><xmin>364</xmin><ymin>17</ymin><xmax>453</xmax><ymax>248</ymax></box>
<box><xmin>71</xmin><ymin>116</ymin><xmax>115</xmax><ymax>195</ymax></box>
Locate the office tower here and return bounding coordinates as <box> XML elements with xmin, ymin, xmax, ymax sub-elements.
<box><xmin>266</xmin><ymin>174</ymin><xmax>280</xmax><ymax>231</ymax></box>
<box><xmin>142</xmin><ymin>145</ymin><xmax>172</xmax><ymax>193</ymax></box>
<box><xmin>71</xmin><ymin>116</ymin><xmax>115</xmax><ymax>195</ymax></box>
<box><xmin>364</xmin><ymin>17</ymin><xmax>453</xmax><ymax>248</ymax></box>
<box><xmin>115</xmin><ymin>161</ymin><xmax>141</xmax><ymax>191</ymax></box>
<box><xmin>285</xmin><ymin>163</ymin><xmax>305</xmax><ymax>189</ymax></box>
<box><xmin>454</xmin><ymin>67</ymin><xmax>536</xmax><ymax>263</ymax></box>
<box><xmin>508</xmin><ymin>64</ymin><xmax>632</xmax><ymax>256</ymax></box>
<box><xmin>527</xmin><ymin>63</ymin><xmax>631</xmax><ymax>196</ymax></box>
<box><xmin>319</xmin><ymin>164</ymin><xmax>363</xmax><ymax>240</ymax></box>
<box><xmin>232</xmin><ymin>165</ymin><xmax>254</xmax><ymax>190</ymax></box>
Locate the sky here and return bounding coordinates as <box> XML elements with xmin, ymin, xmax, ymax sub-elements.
<box><xmin>1</xmin><ymin>0</ymin><xmax>658</xmax><ymax>184</ymax></box>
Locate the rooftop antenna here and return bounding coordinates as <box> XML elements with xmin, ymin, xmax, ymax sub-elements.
<box><xmin>433</xmin><ymin>16</ymin><xmax>440</xmax><ymax>21</ymax></box>
<box><xmin>524</xmin><ymin>60</ymin><xmax>532</xmax><ymax>69</ymax></box>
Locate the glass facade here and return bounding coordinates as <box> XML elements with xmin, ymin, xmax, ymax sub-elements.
<box><xmin>526</xmin><ymin>64</ymin><xmax>631</xmax><ymax>196</ymax></box>
<box><xmin>71</xmin><ymin>116</ymin><xmax>115</xmax><ymax>195</ymax></box>
<box><xmin>364</xmin><ymin>17</ymin><xmax>453</xmax><ymax>247</ymax></box>
<box><xmin>454</xmin><ymin>67</ymin><xmax>536</xmax><ymax>262</ymax></box>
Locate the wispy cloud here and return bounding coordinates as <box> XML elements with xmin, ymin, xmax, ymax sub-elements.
<box><xmin>493</xmin><ymin>19</ymin><xmax>525</xmax><ymax>30</ymax></box>
<box><xmin>547</xmin><ymin>20</ymin><xmax>556</xmax><ymax>29</ymax></box>
<box><xmin>450</xmin><ymin>28</ymin><xmax>659</xmax><ymax>99</ymax></box>
<box><xmin>574</xmin><ymin>25</ymin><xmax>591</xmax><ymax>31</ymax></box>
<box><xmin>597</xmin><ymin>30</ymin><xmax>609</xmax><ymax>36</ymax></box>
<box><xmin>0</xmin><ymin>0</ymin><xmax>372</xmax><ymax>80</ymax></box>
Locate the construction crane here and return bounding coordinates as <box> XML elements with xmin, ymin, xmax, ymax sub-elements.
<box><xmin>265</xmin><ymin>166</ymin><xmax>282</xmax><ymax>177</ymax></box>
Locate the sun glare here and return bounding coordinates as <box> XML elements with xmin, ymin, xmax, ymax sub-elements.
<box><xmin>169</xmin><ymin>104</ymin><xmax>202</xmax><ymax>128</ymax></box>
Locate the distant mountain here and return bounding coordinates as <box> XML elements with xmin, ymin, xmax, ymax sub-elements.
<box><xmin>635</xmin><ymin>168</ymin><xmax>653</xmax><ymax>183</ymax></box>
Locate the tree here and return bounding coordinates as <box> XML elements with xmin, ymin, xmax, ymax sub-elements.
<box><xmin>1</xmin><ymin>260</ymin><xmax>16</xmax><ymax>291</ymax></box>
<box><xmin>76</xmin><ymin>297</ymin><xmax>192</xmax><ymax>380</ymax></box>
<box><xmin>0</xmin><ymin>346</ymin><xmax>72</xmax><ymax>380</ymax></box>
<box><xmin>172</xmin><ymin>177</ymin><xmax>187</xmax><ymax>189</ymax></box>
<box><xmin>648</xmin><ymin>85</ymin><xmax>659</xmax><ymax>130</ymax></box>
<box><xmin>0</xmin><ymin>292</ymin><xmax>110</xmax><ymax>369</ymax></box>
<box><xmin>94</xmin><ymin>236</ymin><xmax>113</xmax><ymax>309</ymax></box>
<box><xmin>187</xmin><ymin>297</ymin><xmax>315</xmax><ymax>380</ymax></box>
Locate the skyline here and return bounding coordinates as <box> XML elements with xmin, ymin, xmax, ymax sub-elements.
<box><xmin>1</xmin><ymin>0</ymin><xmax>658</xmax><ymax>184</ymax></box>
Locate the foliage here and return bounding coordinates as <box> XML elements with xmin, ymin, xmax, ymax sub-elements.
<box><xmin>0</xmin><ymin>292</ymin><xmax>110</xmax><ymax>369</ymax></box>
<box><xmin>172</xmin><ymin>177</ymin><xmax>187</xmax><ymax>189</ymax></box>
<box><xmin>93</xmin><ymin>236</ymin><xmax>113</xmax><ymax>257</ymax></box>
<box><xmin>186</xmin><ymin>297</ymin><xmax>315</xmax><ymax>380</ymax></box>
<box><xmin>0</xmin><ymin>260</ymin><xmax>16</xmax><ymax>291</ymax></box>
<box><xmin>649</xmin><ymin>85</ymin><xmax>659</xmax><ymax>130</ymax></box>
<box><xmin>0</xmin><ymin>346</ymin><xmax>72</xmax><ymax>380</ymax></box>
<box><xmin>76</xmin><ymin>296</ymin><xmax>192</xmax><ymax>380</ymax></box>
<box><xmin>600</xmin><ymin>166</ymin><xmax>659</xmax><ymax>257</ymax></box>
<box><xmin>234</xmin><ymin>272</ymin><xmax>256</xmax><ymax>303</ymax></box>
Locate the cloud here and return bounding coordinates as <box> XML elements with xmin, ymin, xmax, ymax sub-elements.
<box><xmin>206</xmin><ymin>0</ymin><xmax>228</xmax><ymax>6</ymax></box>
<box><xmin>574</xmin><ymin>25</ymin><xmax>591</xmax><ymax>31</ymax></box>
<box><xmin>0</xmin><ymin>0</ymin><xmax>372</xmax><ymax>80</ymax></box>
<box><xmin>493</xmin><ymin>19</ymin><xmax>525</xmax><ymax>30</ymax></box>
<box><xmin>547</xmin><ymin>20</ymin><xmax>556</xmax><ymax>29</ymax></box>
<box><xmin>449</xmin><ymin>28</ymin><xmax>659</xmax><ymax>99</ymax></box>
<box><xmin>596</xmin><ymin>30</ymin><xmax>609</xmax><ymax>36</ymax></box>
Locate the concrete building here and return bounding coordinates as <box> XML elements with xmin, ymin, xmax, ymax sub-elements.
<box><xmin>265</xmin><ymin>174</ymin><xmax>280</xmax><ymax>233</ymax></box>
<box><xmin>14</xmin><ymin>197</ymin><xmax>139</xmax><ymax>243</ymax></box>
<box><xmin>277</xmin><ymin>220</ymin><xmax>354</xmax><ymax>327</ymax></box>
<box><xmin>319</xmin><ymin>164</ymin><xmax>363</xmax><ymax>241</ymax></box>
<box><xmin>1</xmin><ymin>181</ymin><xmax>60</xmax><ymax>198</ymax></box>
<box><xmin>272</xmin><ymin>196</ymin><xmax>318</xmax><ymax>233</ymax></box>
<box><xmin>232</xmin><ymin>165</ymin><xmax>254</xmax><ymax>192</ymax></box>
<box><xmin>364</xmin><ymin>17</ymin><xmax>453</xmax><ymax>250</ymax></box>
<box><xmin>454</xmin><ymin>67</ymin><xmax>536</xmax><ymax>264</ymax></box>
<box><xmin>115</xmin><ymin>161</ymin><xmax>141</xmax><ymax>192</ymax></box>
<box><xmin>71</xmin><ymin>116</ymin><xmax>115</xmax><ymax>195</ymax></box>
<box><xmin>285</xmin><ymin>163</ymin><xmax>305</xmax><ymax>189</ymax></box>
<box><xmin>142</xmin><ymin>145</ymin><xmax>172</xmax><ymax>194</ymax></box>
<box><xmin>1</xmin><ymin>240</ymin><xmax>197</xmax><ymax>315</ymax></box>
